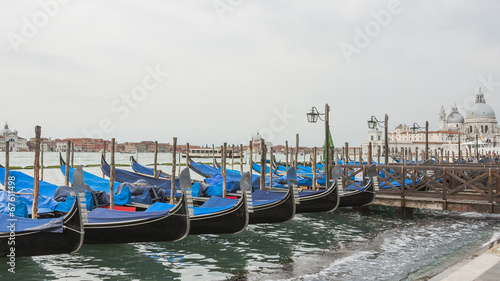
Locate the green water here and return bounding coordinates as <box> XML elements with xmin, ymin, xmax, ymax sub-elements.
<box><xmin>1</xmin><ymin>152</ymin><xmax>500</xmax><ymax>280</ymax></box>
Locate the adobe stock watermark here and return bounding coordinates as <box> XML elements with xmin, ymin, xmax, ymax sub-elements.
<box><xmin>213</xmin><ymin>0</ymin><xmax>244</xmax><ymax>21</ymax></box>
<box><xmin>251</xmin><ymin>106</ymin><xmax>296</xmax><ymax>143</ymax></box>
<box><xmin>83</xmin><ymin>65</ymin><xmax>169</xmax><ymax>139</ymax></box>
<box><xmin>339</xmin><ymin>0</ymin><xmax>403</xmax><ymax>63</ymax></box>
<box><xmin>7</xmin><ymin>0</ymin><xmax>70</xmax><ymax>53</ymax></box>
<box><xmin>6</xmin><ymin>176</ymin><xmax>17</xmax><ymax>273</ymax></box>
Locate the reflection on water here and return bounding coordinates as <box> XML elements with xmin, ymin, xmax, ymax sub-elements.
<box><xmin>1</xmin><ymin>153</ymin><xmax>500</xmax><ymax>280</ymax></box>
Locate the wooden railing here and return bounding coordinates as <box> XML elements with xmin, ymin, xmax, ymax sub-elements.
<box><xmin>340</xmin><ymin>163</ymin><xmax>500</xmax><ymax>213</ymax></box>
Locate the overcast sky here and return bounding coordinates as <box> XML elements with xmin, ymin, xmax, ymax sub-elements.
<box><xmin>1</xmin><ymin>0</ymin><xmax>499</xmax><ymax>148</ymax></box>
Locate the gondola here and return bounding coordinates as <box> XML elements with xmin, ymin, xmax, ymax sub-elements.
<box><xmin>103</xmin><ymin>156</ymin><xmax>249</xmax><ymax>234</ymax></box>
<box><xmin>110</xmin><ymin>156</ymin><xmax>296</xmax><ymax>224</ymax></box>
<box><xmin>0</xmin><ymin>168</ymin><xmax>85</xmax><ymax>257</ymax></box>
<box><xmin>187</xmin><ymin>156</ymin><xmax>221</xmax><ymax>178</ymax></box>
<box><xmin>130</xmin><ymin>156</ymin><xmax>170</xmax><ymax>178</ymax></box>
<box><xmin>147</xmin><ymin>168</ymin><xmax>250</xmax><ymax>235</ymax></box>
<box><xmin>60</xmin><ymin>160</ymin><xmax>190</xmax><ymax>243</ymax></box>
<box><xmin>264</xmin><ymin>166</ymin><xmax>338</xmax><ymax>213</ymax></box>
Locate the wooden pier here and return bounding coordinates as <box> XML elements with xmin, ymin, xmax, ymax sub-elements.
<box><xmin>340</xmin><ymin>163</ymin><xmax>500</xmax><ymax>213</ymax></box>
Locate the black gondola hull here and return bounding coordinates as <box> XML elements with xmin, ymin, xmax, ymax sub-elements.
<box><xmin>190</xmin><ymin>194</ymin><xmax>248</xmax><ymax>235</ymax></box>
<box><xmin>0</xmin><ymin>199</ymin><xmax>83</xmax><ymax>257</ymax></box>
<box><xmin>338</xmin><ymin>181</ymin><xmax>376</xmax><ymax>208</ymax></box>
<box><xmin>249</xmin><ymin>186</ymin><xmax>296</xmax><ymax>224</ymax></box>
<box><xmin>296</xmin><ymin>184</ymin><xmax>339</xmax><ymax>213</ymax></box>
<box><xmin>83</xmin><ymin>195</ymin><xmax>190</xmax><ymax>244</ymax></box>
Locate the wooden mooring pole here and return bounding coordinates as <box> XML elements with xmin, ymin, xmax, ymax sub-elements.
<box><xmin>249</xmin><ymin>140</ymin><xmax>253</xmax><ymax>167</ymax></box>
<box><xmin>102</xmin><ymin>140</ymin><xmax>106</xmax><ymax>178</ymax></box>
<box><xmin>154</xmin><ymin>141</ymin><xmax>158</xmax><ymax>178</ymax></box>
<box><xmin>70</xmin><ymin>142</ymin><xmax>74</xmax><ymax>168</ymax></box>
<box><xmin>295</xmin><ymin>134</ymin><xmax>299</xmax><ymax>169</ymax></box>
<box><xmin>186</xmin><ymin>143</ymin><xmax>190</xmax><ymax>169</ymax></box>
<box><xmin>64</xmin><ymin>140</ymin><xmax>71</xmax><ymax>186</ymax></box>
<box><xmin>240</xmin><ymin>144</ymin><xmax>244</xmax><ymax>175</ymax></box>
<box><xmin>222</xmin><ymin>142</ymin><xmax>227</xmax><ymax>198</ymax></box>
<box><xmin>269</xmin><ymin>145</ymin><xmax>273</xmax><ymax>188</ymax></box>
<box><xmin>170</xmin><ymin>137</ymin><xmax>177</xmax><ymax>204</ymax></box>
<box><xmin>32</xmin><ymin>126</ymin><xmax>41</xmax><ymax>219</ymax></box>
<box><xmin>110</xmin><ymin>138</ymin><xmax>115</xmax><ymax>210</ymax></box>
<box><xmin>285</xmin><ymin>141</ymin><xmax>289</xmax><ymax>171</ymax></box>
<box><xmin>260</xmin><ymin>139</ymin><xmax>266</xmax><ymax>190</ymax></box>
<box><xmin>40</xmin><ymin>140</ymin><xmax>44</xmax><ymax>181</ymax></box>
<box><xmin>368</xmin><ymin>142</ymin><xmax>372</xmax><ymax>165</ymax></box>
<box><xmin>312</xmin><ymin>147</ymin><xmax>317</xmax><ymax>190</ymax></box>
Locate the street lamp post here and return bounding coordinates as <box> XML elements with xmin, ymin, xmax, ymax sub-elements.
<box><xmin>306</xmin><ymin>104</ymin><xmax>331</xmax><ymax>187</ymax></box>
<box><xmin>367</xmin><ymin>114</ymin><xmax>389</xmax><ymax>165</ymax></box>
<box><xmin>410</xmin><ymin>121</ymin><xmax>429</xmax><ymax>160</ymax></box>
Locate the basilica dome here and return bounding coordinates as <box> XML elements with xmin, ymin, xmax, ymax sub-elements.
<box><xmin>447</xmin><ymin>105</ymin><xmax>464</xmax><ymax>123</ymax></box>
<box><xmin>466</xmin><ymin>88</ymin><xmax>496</xmax><ymax>119</ymax></box>
<box><xmin>0</xmin><ymin>122</ymin><xmax>12</xmax><ymax>136</ymax></box>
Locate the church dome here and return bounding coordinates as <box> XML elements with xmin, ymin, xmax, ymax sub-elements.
<box><xmin>0</xmin><ymin>122</ymin><xmax>12</xmax><ymax>136</ymax></box>
<box><xmin>466</xmin><ymin>88</ymin><xmax>496</xmax><ymax>119</ymax></box>
<box><xmin>447</xmin><ymin>105</ymin><xmax>464</xmax><ymax>123</ymax></box>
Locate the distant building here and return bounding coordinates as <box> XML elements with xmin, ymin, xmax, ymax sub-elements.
<box><xmin>362</xmin><ymin>87</ymin><xmax>499</xmax><ymax>160</ymax></box>
<box><xmin>439</xmin><ymin>87</ymin><xmax>499</xmax><ymax>145</ymax></box>
<box><xmin>0</xmin><ymin>122</ymin><xmax>28</xmax><ymax>151</ymax></box>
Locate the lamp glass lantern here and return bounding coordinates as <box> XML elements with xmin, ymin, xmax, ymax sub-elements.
<box><xmin>307</xmin><ymin>109</ymin><xmax>320</xmax><ymax>123</ymax></box>
<box><xmin>367</xmin><ymin>119</ymin><xmax>377</xmax><ymax>129</ymax></box>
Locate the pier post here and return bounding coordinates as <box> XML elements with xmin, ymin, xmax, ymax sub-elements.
<box><xmin>368</xmin><ymin>142</ymin><xmax>372</xmax><ymax>165</ymax></box>
<box><xmin>377</xmin><ymin>146</ymin><xmax>381</xmax><ymax>165</ymax></box>
<box><xmin>345</xmin><ymin>142</ymin><xmax>349</xmax><ymax>164</ymax></box>
<box><xmin>425</xmin><ymin>121</ymin><xmax>429</xmax><ymax>160</ymax></box>
<box><xmin>312</xmin><ymin>147</ymin><xmax>317</xmax><ymax>190</ymax></box>
<box><xmin>222</xmin><ymin>142</ymin><xmax>227</xmax><ymax>198</ymax></box>
<box><xmin>269</xmin><ymin>145</ymin><xmax>273</xmax><ymax>188</ymax></box>
<box><xmin>40</xmin><ymin>140</ymin><xmax>44</xmax><ymax>181</ymax></box>
<box><xmin>170</xmin><ymin>137</ymin><xmax>177</xmax><ymax>204</ymax></box>
<box><xmin>154</xmin><ymin>141</ymin><xmax>158</xmax><ymax>178</ymax></box>
<box><xmin>110</xmin><ymin>138</ymin><xmax>115</xmax><ymax>210</ymax></box>
<box><xmin>240</xmin><ymin>144</ymin><xmax>244</xmax><ymax>174</ymax></box>
<box><xmin>231</xmin><ymin>144</ymin><xmax>234</xmax><ymax>170</ymax></box>
<box><xmin>249</xmin><ymin>141</ymin><xmax>253</xmax><ymax>168</ymax></box>
<box><xmin>416</xmin><ymin>147</ymin><xmax>419</xmax><ymax>164</ymax></box>
<box><xmin>64</xmin><ymin>140</ymin><xmax>71</xmax><ymax>186</ymax></box>
<box><xmin>260</xmin><ymin>139</ymin><xmax>266</xmax><ymax>190</ymax></box>
<box><xmin>212</xmin><ymin>144</ymin><xmax>215</xmax><ymax>166</ymax></box>
<box><xmin>102</xmin><ymin>140</ymin><xmax>106</xmax><ymax>178</ymax></box>
<box><xmin>186</xmin><ymin>143</ymin><xmax>190</xmax><ymax>170</ymax></box>
<box><xmin>32</xmin><ymin>126</ymin><xmax>41</xmax><ymax>219</ymax></box>
<box><xmin>285</xmin><ymin>141</ymin><xmax>288</xmax><ymax>171</ymax></box>
<box><xmin>295</xmin><ymin>134</ymin><xmax>299</xmax><ymax>169</ymax></box>
<box><xmin>70</xmin><ymin>142</ymin><xmax>74</xmax><ymax>168</ymax></box>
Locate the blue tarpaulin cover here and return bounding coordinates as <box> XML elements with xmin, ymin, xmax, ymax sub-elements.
<box><xmin>87</xmin><ymin>207</ymin><xmax>171</xmax><ymax>224</ymax></box>
<box><xmin>101</xmin><ymin>164</ymin><xmax>182</xmax><ymax>198</ymax></box>
<box><xmin>61</xmin><ymin>165</ymin><xmax>122</xmax><ymax>194</ymax></box>
<box><xmin>0</xmin><ymin>189</ymin><xmax>57</xmax><ymax>216</ymax></box>
<box><xmin>0</xmin><ymin>213</ymin><xmax>64</xmax><ymax>233</ymax></box>
<box><xmin>0</xmin><ymin>168</ymin><xmax>59</xmax><ymax>198</ymax></box>
<box><xmin>0</xmin><ymin>191</ymin><xmax>28</xmax><ymax>217</ymax></box>
<box><xmin>146</xmin><ymin>196</ymin><xmax>236</xmax><ymax>216</ymax></box>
